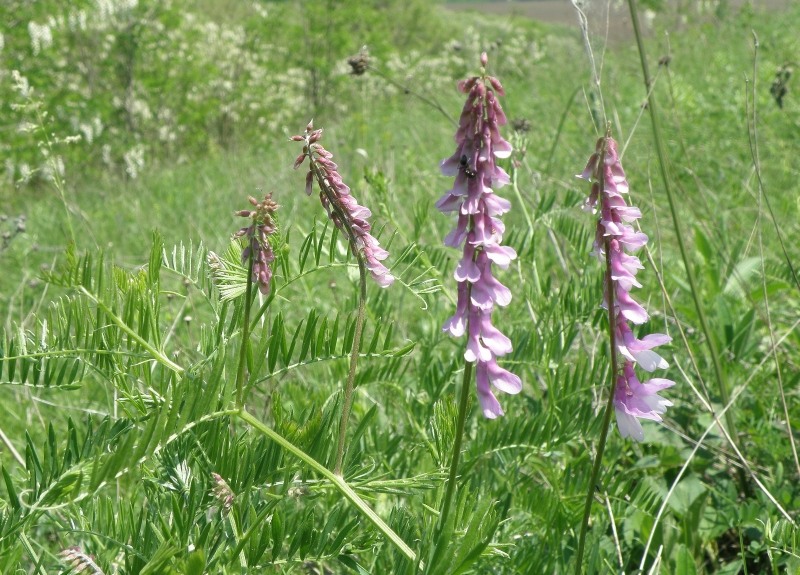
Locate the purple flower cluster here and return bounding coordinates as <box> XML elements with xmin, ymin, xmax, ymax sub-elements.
<box><xmin>292</xmin><ymin>122</ymin><xmax>394</xmax><ymax>288</ymax></box>
<box><xmin>579</xmin><ymin>135</ymin><xmax>674</xmax><ymax>441</ymax></box>
<box><xmin>437</xmin><ymin>53</ymin><xmax>521</xmax><ymax>419</ymax></box>
<box><xmin>234</xmin><ymin>193</ymin><xmax>279</xmax><ymax>295</ymax></box>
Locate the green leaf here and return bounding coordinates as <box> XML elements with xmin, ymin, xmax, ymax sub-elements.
<box><xmin>673</xmin><ymin>544</ymin><xmax>698</xmax><ymax>575</ymax></box>
<box><xmin>338</xmin><ymin>554</ymin><xmax>371</xmax><ymax>574</ymax></box>
<box><xmin>185</xmin><ymin>549</ymin><xmax>206</xmax><ymax>575</ymax></box>
<box><xmin>2</xmin><ymin>466</ymin><xmax>20</xmax><ymax>511</ymax></box>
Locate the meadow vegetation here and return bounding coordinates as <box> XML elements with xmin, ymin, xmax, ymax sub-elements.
<box><xmin>1</xmin><ymin>0</ymin><xmax>800</xmax><ymax>573</ymax></box>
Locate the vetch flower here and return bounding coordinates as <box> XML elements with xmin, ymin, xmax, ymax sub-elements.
<box><xmin>234</xmin><ymin>193</ymin><xmax>279</xmax><ymax>295</ymax></box>
<box><xmin>614</xmin><ymin>364</ymin><xmax>674</xmax><ymax>442</ymax></box>
<box><xmin>438</xmin><ymin>53</ymin><xmax>521</xmax><ymax>419</ymax></box>
<box><xmin>580</xmin><ymin>132</ymin><xmax>674</xmax><ymax>440</ymax></box>
<box><xmin>291</xmin><ymin>121</ymin><xmax>394</xmax><ymax>288</ymax></box>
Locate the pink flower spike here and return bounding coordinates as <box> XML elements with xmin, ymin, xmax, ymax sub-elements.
<box><xmin>292</xmin><ymin>123</ymin><xmax>394</xmax><ymax>288</ymax></box>
<box><xmin>438</xmin><ymin>54</ymin><xmax>520</xmax><ymax>417</ymax></box>
<box><xmin>236</xmin><ymin>193</ymin><xmax>280</xmax><ymax>295</ymax></box>
<box><xmin>581</xmin><ymin>132</ymin><xmax>674</xmax><ymax>439</ymax></box>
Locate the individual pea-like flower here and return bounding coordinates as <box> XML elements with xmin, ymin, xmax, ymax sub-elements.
<box><xmin>291</xmin><ymin>121</ymin><xmax>394</xmax><ymax>288</ymax></box>
<box><xmin>234</xmin><ymin>193</ymin><xmax>279</xmax><ymax>295</ymax></box>
<box><xmin>579</xmin><ymin>133</ymin><xmax>674</xmax><ymax>441</ymax></box>
<box><xmin>437</xmin><ymin>52</ymin><xmax>521</xmax><ymax>419</ymax></box>
<box><xmin>613</xmin><ymin>364</ymin><xmax>674</xmax><ymax>441</ymax></box>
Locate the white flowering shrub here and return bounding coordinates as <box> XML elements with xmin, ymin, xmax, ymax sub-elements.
<box><xmin>2</xmin><ymin>0</ymin><xmax>309</xmax><ymax>183</ymax></box>
<box><xmin>1</xmin><ymin>0</ymin><xmax>550</xmax><ymax>186</ymax></box>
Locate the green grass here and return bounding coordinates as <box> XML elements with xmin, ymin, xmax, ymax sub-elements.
<box><xmin>2</xmin><ymin>1</ymin><xmax>800</xmax><ymax>573</ymax></box>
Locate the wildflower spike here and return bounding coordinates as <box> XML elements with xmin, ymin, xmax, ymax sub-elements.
<box><xmin>292</xmin><ymin>121</ymin><xmax>394</xmax><ymax>288</ymax></box>
<box><xmin>437</xmin><ymin>54</ymin><xmax>521</xmax><ymax>418</ymax></box>
<box><xmin>581</xmin><ymin>132</ymin><xmax>674</xmax><ymax>441</ymax></box>
<box><xmin>234</xmin><ymin>193</ymin><xmax>279</xmax><ymax>295</ymax></box>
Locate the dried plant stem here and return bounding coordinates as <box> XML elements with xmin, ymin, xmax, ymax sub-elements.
<box><xmin>746</xmin><ymin>33</ymin><xmax>800</xmax><ymax>479</ymax></box>
<box><xmin>575</xmin><ymin>140</ymin><xmax>618</xmax><ymax>575</ymax></box>
<box><xmin>626</xmin><ymin>0</ymin><xmax>741</xmax><ymax>465</ymax></box>
<box><xmin>235</xmin><ymin>252</ymin><xmax>256</xmax><ymax>408</ymax></box>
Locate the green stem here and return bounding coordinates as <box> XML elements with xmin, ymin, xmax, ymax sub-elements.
<box><xmin>238</xmin><ymin>409</ymin><xmax>416</xmax><ymax>562</ymax></box>
<box><xmin>19</xmin><ymin>532</ymin><xmax>45</xmax><ymax>575</ymax></box>
<box><xmin>235</xmin><ymin>246</ymin><xmax>256</xmax><ymax>407</ymax></box>
<box><xmin>305</xmin><ymin>143</ymin><xmax>372</xmax><ymax>477</ymax></box>
<box><xmin>78</xmin><ymin>286</ymin><xmax>184</xmax><ymax>375</ymax></box>
<box><xmin>334</xmin><ymin>255</ymin><xmax>367</xmax><ymax>476</ymax></box>
<box><xmin>436</xmin><ymin>358</ymin><xmax>475</xmax><ymax>541</ymax></box>
<box><xmin>626</xmin><ymin>0</ymin><xmax>738</xmax><ymax>446</ymax></box>
<box><xmin>34</xmin><ymin>105</ymin><xmax>76</xmax><ymax>246</ymax></box>
<box><xmin>575</xmin><ymin>138</ymin><xmax>619</xmax><ymax>575</ymax></box>
<box><xmin>511</xmin><ymin>154</ymin><xmax>535</xmax><ymax>232</ymax></box>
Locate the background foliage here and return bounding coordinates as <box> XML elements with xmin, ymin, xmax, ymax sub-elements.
<box><xmin>2</xmin><ymin>0</ymin><xmax>800</xmax><ymax>573</ymax></box>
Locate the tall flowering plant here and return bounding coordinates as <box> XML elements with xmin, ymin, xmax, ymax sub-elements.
<box><xmin>579</xmin><ymin>132</ymin><xmax>674</xmax><ymax>441</ymax></box>
<box><xmin>291</xmin><ymin>122</ymin><xmax>393</xmax><ymax>475</ymax></box>
<box><xmin>430</xmin><ymin>52</ymin><xmax>522</xmax><ymax>559</ymax></box>
<box><xmin>436</xmin><ymin>52</ymin><xmax>522</xmax><ymax>418</ymax></box>
<box><xmin>232</xmin><ymin>193</ymin><xmax>280</xmax><ymax>407</ymax></box>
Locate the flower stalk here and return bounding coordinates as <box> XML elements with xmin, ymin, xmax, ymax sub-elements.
<box><xmin>433</xmin><ymin>53</ymin><xmax>521</xmax><ymax>544</ymax></box>
<box><xmin>574</xmin><ymin>129</ymin><xmax>675</xmax><ymax>572</ymax></box>
<box><xmin>233</xmin><ymin>194</ymin><xmax>280</xmax><ymax>407</ymax></box>
<box><xmin>292</xmin><ymin>122</ymin><xmax>393</xmax><ymax>475</ymax></box>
